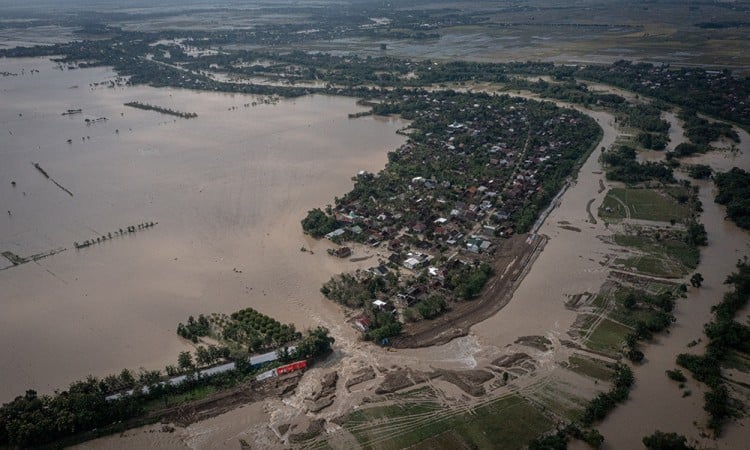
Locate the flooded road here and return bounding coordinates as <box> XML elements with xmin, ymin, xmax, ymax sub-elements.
<box><xmin>0</xmin><ymin>57</ymin><xmax>407</xmax><ymax>402</ymax></box>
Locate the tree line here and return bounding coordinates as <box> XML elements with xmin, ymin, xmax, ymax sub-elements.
<box><xmin>714</xmin><ymin>167</ymin><xmax>750</xmax><ymax>230</ymax></box>
<box><xmin>0</xmin><ymin>319</ymin><xmax>333</xmax><ymax>447</ymax></box>
<box><xmin>676</xmin><ymin>258</ymin><xmax>750</xmax><ymax>435</ymax></box>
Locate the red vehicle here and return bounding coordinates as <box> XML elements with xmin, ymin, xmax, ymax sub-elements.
<box><xmin>276</xmin><ymin>360</ymin><xmax>307</xmax><ymax>376</ymax></box>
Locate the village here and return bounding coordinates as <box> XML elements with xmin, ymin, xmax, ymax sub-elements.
<box><xmin>303</xmin><ymin>89</ymin><xmax>601</xmax><ymax>343</ymax></box>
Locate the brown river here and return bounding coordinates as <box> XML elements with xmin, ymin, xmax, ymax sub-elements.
<box><xmin>0</xmin><ymin>57</ymin><xmax>407</xmax><ymax>402</ymax></box>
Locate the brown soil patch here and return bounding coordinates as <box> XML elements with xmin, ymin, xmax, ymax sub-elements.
<box><xmin>345</xmin><ymin>366</ymin><xmax>376</xmax><ymax>390</ymax></box>
<box><xmin>289</xmin><ymin>418</ymin><xmax>325</xmax><ymax>443</ymax></box>
<box><xmin>433</xmin><ymin>369</ymin><xmax>494</xmax><ymax>397</ymax></box>
<box><xmin>375</xmin><ymin>368</ymin><xmax>434</xmax><ymax>394</ymax></box>
<box><xmin>492</xmin><ymin>352</ymin><xmax>532</xmax><ymax>368</ymax></box>
<box><xmin>392</xmin><ymin>233</ymin><xmax>546</xmax><ymax>348</ymax></box>
<box><xmin>161</xmin><ymin>372</ymin><xmax>303</xmax><ymax>427</ymax></box>
<box><xmin>514</xmin><ymin>335</ymin><xmax>553</xmax><ymax>351</ymax></box>
<box><xmin>306</xmin><ymin>371</ymin><xmax>338</xmax><ymax>413</ymax></box>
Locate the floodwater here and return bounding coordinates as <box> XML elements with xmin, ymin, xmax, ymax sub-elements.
<box><xmin>475</xmin><ymin>98</ymin><xmax>750</xmax><ymax>447</ymax></box>
<box><xmin>6</xmin><ymin>59</ymin><xmax>750</xmax><ymax>448</ymax></box>
<box><xmin>597</xmin><ymin>120</ymin><xmax>750</xmax><ymax>448</ymax></box>
<box><xmin>0</xmin><ymin>57</ymin><xmax>407</xmax><ymax>402</ymax></box>
<box><xmin>472</xmin><ymin>107</ymin><xmax>619</xmax><ymax>352</ymax></box>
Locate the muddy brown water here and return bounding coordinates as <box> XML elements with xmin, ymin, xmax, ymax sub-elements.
<box><xmin>0</xmin><ymin>57</ymin><xmax>407</xmax><ymax>402</ymax></box>
<box><xmin>5</xmin><ymin>60</ymin><xmax>750</xmax><ymax>448</ymax></box>
<box><xmin>596</xmin><ymin>114</ymin><xmax>750</xmax><ymax>449</ymax></box>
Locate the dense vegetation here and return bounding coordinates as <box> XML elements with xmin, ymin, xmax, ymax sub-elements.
<box><xmin>676</xmin><ymin>258</ymin><xmax>750</xmax><ymax>435</ymax></box>
<box><xmin>176</xmin><ymin>314</ymin><xmax>211</xmax><ymax>342</ymax></box>
<box><xmin>445</xmin><ymin>262</ymin><xmax>493</xmax><ymax>301</ymax></box>
<box><xmin>321</xmin><ymin>270</ymin><xmax>400</xmax><ymax>309</ymax></box>
<box><xmin>580</xmin><ymin>364</ymin><xmax>634</xmax><ymax>425</ymax></box>
<box><xmin>0</xmin><ymin>313</ymin><xmax>333</xmax><ymax>448</ymax></box>
<box><xmin>678</xmin><ymin>109</ymin><xmax>739</xmax><ymax>146</ymax></box>
<box><xmin>642</xmin><ymin>431</ymin><xmax>695</xmax><ymax>450</ymax></box>
<box><xmin>714</xmin><ymin>168</ymin><xmax>750</xmax><ymax>230</ymax></box>
<box><xmin>225</xmin><ymin>309</ymin><xmax>301</xmax><ymax>352</ymax></box>
<box><xmin>573</xmin><ymin>61</ymin><xmax>750</xmax><ymax>131</ymax></box>
<box><xmin>177</xmin><ymin>308</ymin><xmax>301</xmax><ymax>361</ymax></box>
<box><xmin>0</xmin><ymin>383</ymin><xmax>143</xmax><ymax>447</ymax></box>
<box><xmin>602</xmin><ymin>145</ymin><xmax>674</xmax><ymax>184</ymax></box>
<box><xmin>687</xmin><ymin>164</ymin><xmax>712</xmax><ymax>180</ymax></box>
<box><xmin>615</xmin><ymin>288</ymin><xmax>678</xmax><ymax>359</ymax></box>
<box><xmin>529</xmin><ymin>423</ymin><xmax>603</xmax><ymax>449</ymax></box>
<box><xmin>301</xmin><ymin>208</ymin><xmax>339</xmax><ymax>238</ymax></box>
<box><xmin>670</xmin><ymin>142</ymin><xmax>706</xmax><ymax>158</ymax></box>
<box><xmin>636</xmin><ymin>131</ymin><xmax>669</xmax><ymax>150</ymax></box>
<box><xmin>124</xmin><ymin>101</ymin><xmax>197</xmax><ymax>118</ymax></box>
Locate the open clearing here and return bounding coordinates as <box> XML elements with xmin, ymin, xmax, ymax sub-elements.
<box><xmin>585</xmin><ymin>318</ymin><xmax>632</xmax><ymax>356</ymax></box>
<box><xmin>599</xmin><ymin>188</ymin><xmax>690</xmax><ymax>222</ymax></box>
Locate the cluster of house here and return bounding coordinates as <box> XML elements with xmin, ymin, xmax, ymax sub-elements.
<box><xmin>599</xmin><ymin>63</ymin><xmax>748</xmax><ymax>123</ymax></box>
<box><xmin>318</xmin><ymin>91</ymin><xmax>586</xmax><ymax>330</ymax></box>
<box><xmin>322</xmin><ymin>107</ymin><xmax>570</xmax><ymax>254</ymax></box>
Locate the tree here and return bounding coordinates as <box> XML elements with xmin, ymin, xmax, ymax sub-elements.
<box><xmin>642</xmin><ymin>431</ymin><xmax>694</xmax><ymax>450</ymax></box>
<box><xmin>685</xmin><ymin>221</ymin><xmax>707</xmax><ymax>247</ymax></box>
<box><xmin>690</xmin><ymin>273</ymin><xmax>704</xmax><ymax>288</ymax></box>
<box><xmin>301</xmin><ymin>208</ymin><xmax>338</xmax><ymax>238</ymax></box>
<box><xmin>628</xmin><ymin>348</ymin><xmax>644</xmax><ymax>363</ymax></box>
<box><xmin>688</xmin><ymin>164</ymin><xmax>712</xmax><ymax>180</ymax></box>
<box><xmin>581</xmin><ymin>428</ymin><xmax>604</xmax><ymax>448</ymax></box>
<box><xmin>195</xmin><ymin>346</ymin><xmax>211</xmax><ymax>367</ymax></box>
<box><xmin>207</xmin><ymin>345</ymin><xmax>224</xmax><ymax>364</ymax></box>
<box><xmin>529</xmin><ymin>430</ymin><xmax>567</xmax><ymax>450</ymax></box>
<box><xmin>177</xmin><ymin>351</ymin><xmax>194</xmax><ymax>371</ymax></box>
<box><xmin>119</xmin><ymin>368</ymin><xmax>135</xmax><ymax>387</ymax></box>
<box><xmin>622</xmin><ymin>292</ymin><xmax>637</xmax><ymax>309</ymax></box>
<box><xmin>293</xmin><ymin>327</ymin><xmax>335</xmax><ymax>360</ymax></box>
<box><xmin>277</xmin><ymin>346</ymin><xmax>292</xmax><ymax>363</ymax></box>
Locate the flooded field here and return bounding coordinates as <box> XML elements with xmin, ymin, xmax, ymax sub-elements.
<box><xmin>0</xmin><ymin>57</ymin><xmax>407</xmax><ymax>402</ymax></box>
<box><xmin>472</xmin><ymin>96</ymin><xmax>750</xmax><ymax>447</ymax></box>
<box><xmin>598</xmin><ymin>126</ymin><xmax>750</xmax><ymax>449</ymax></box>
<box><xmin>4</xmin><ymin>52</ymin><xmax>750</xmax><ymax>448</ymax></box>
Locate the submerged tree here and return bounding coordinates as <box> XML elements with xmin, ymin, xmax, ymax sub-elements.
<box><xmin>690</xmin><ymin>272</ymin><xmax>704</xmax><ymax>288</ymax></box>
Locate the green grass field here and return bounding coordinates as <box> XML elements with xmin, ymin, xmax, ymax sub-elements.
<box><xmin>599</xmin><ymin>188</ymin><xmax>690</xmax><ymax>222</ymax></box>
<box><xmin>142</xmin><ymin>384</ymin><xmax>218</xmax><ymax>412</ymax></box>
<box><xmin>567</xmin><ymin>355</ymin><xmax>615</xmax><ymax>382</ymax></box>
<box><xmin>613</xmin><ymin>232</ymin><xmax>698</xmax><ymax>278</ymax></box>
<box><xmin>586</xmin><ymin>318</ymin><xmax>632</xmax><ymax>355</ymax></box>
<box><xmin>344</xmin><ymin>394</ymin><xmax>552</xmax><ymax>450</ymax></box>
